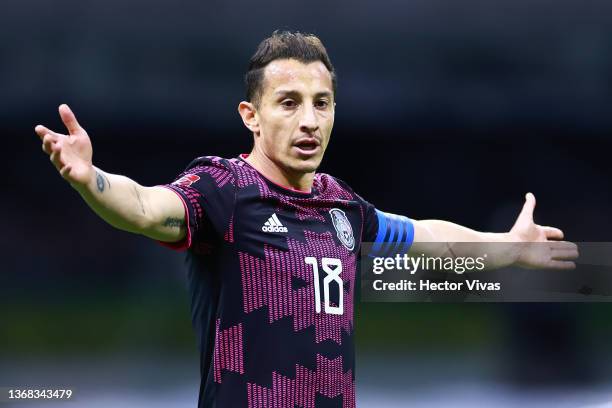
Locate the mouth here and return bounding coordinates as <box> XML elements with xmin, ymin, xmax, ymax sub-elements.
<box><xmin>292</xmin><ymin>138</ymin><xmax>321</xmax><ymax>157</ymax></box>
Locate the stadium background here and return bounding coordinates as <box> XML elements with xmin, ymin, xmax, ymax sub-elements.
<box><xmin>2</xmin><ymin>0</ymin><xmax>612</xmax><ymax>406</ymax></box>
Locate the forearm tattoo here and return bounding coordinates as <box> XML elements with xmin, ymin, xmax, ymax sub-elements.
<box><xmin>95</xmin><ymin>170</ymin><xmax>111</xmax><ymax>193</ymax></box>
<box><xmin>163</xmin><ymin>217</ymin><xmax>186</xmax><ymax>229</ymax></box>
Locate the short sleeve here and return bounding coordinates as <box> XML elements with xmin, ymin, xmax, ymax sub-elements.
<box><xmin>356</xmin><ymin>195</ymin><xmax>414</xmax><ymax>258</ymax></box>
<box><xmin>356</xmin><ymin>194</ymin><xmax>379</xmax><ymax>244</ymax></box>
<box><xmin>158</xmin><ymin>156</ymin><xmax>236</xmax><ymax>251</ymax></box>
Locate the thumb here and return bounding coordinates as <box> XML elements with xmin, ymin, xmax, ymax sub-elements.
<box><xmin>516</xmin><ymin>192</ymin><xmax>536</xmax><ymax>224</ymax></box>
<box><xmin>59</xmin><ymin>104</ymin><xmax>82</xmax><ymax>135</ymax></box>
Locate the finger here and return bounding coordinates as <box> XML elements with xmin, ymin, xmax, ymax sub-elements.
<box><xmin>551</xmin><ymin>248</ymin><xmax>579</xmax><ymax>261</ymax></box>
<box><xmin>42</xmin><ymin>134</ymin><xmax>58</xmax><ymax>154</ymax></box>
<box><xmin>546</xmin><ymin>260</ymin><xmax>576</xmax><ymax>270</ymax></box>
<box><xmin>49</xmin><ymin>151</ymin><xmax>59</xmax><ymax>170</ymax></box>
<box><xmin>550</xmin><ymin>240</ymin><xmax>578</xmax><ymax>252</ymax></box>
<box><xmin>517</xmin><ymin>192</ymin><xmax>536</xmax><ymax>223</ymax></box>
<box><xmin>49</xmin><ymin>141</ymin><xmax>64</xmax><ymax>170</ymax></box>
<box><xmin>58</xmin><ymin>104</ymin><xmax>82</xmax><ymax>134</ymax></box>
<box><xmin>543</xmin><ymin>226</ymin><xmax>564</xmax><ymax>240</ymax></box>
<box><xmin>35</xmin><ymin>125</ymin><xmax>64</xmax><ymax>140</ymax></box>
<box><xmin>59</xmin><ymin>164</ymin><xmax>72</xmax><ymax>178</ymax></box>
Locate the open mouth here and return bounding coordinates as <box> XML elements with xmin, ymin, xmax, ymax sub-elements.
<box><xmin>292</xmin><ymin>140</ymin><xmax>321</xmax><ymax>158</ymax></box>
<box><xmin>294</xmin><ymin>140</ymin><xmax>319</xmax><ymax>151</ymax></box>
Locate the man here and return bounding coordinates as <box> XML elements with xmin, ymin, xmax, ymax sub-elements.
<box><xmin>35</xmin><ymin>31</ymin><xmax>577</xmax><ymax>408</ymax></box>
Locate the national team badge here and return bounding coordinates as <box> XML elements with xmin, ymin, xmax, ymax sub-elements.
<box><xmin>173</xmin><ymin>174</ymin><xmax>200</xmax><ymax>187</ymax></box>
<box><xmin>329</xmin><ymin>208</ymin><xmax>355</xmax><ymax>251</ymax></box>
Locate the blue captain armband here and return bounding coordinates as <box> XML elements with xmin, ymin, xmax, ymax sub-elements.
<box><xmin>369</xmin><ymin>210</ymin><xmax>415</xmax><ymax>257</ymax></box>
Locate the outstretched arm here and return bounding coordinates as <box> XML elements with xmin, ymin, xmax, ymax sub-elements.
<box><xmin>410</xmin><ymin>193</ymin><xmax>578</xmax><ymax>270</ymax></box>
<box><xmin>35</xmin><ymin>104</ymin><xmax>186</xmax><ymax>243</ymax></box>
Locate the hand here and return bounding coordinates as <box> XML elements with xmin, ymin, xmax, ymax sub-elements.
<box><xmin>509</xmin><ymin>193</ymin><xmax>578</xmax><ymax>270</ymax></box>
<box><xmin>35</xmin><ymin>104</ymin><xmax>94</xmax><ymax>187</ymax></box>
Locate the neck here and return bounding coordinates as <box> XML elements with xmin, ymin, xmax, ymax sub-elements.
<box><xmin>244</xmin><ymin>149</ymin><xmax>314</xmax><ymax>193</ymax></box>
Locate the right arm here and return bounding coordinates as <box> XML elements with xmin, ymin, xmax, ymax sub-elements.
<box><xmin>35</xmin><ymin>104</ymin><xmax>187</xmax><ymax>243</ymax></box>
<box><xmin>74</xmin><ymin>167</ymin><xmax>187</xmax><ymax>242</ymax></box>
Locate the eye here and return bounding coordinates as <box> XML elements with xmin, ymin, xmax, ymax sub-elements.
<box><xmin>315</xmin><ymin>100</ymin><xmax>329</xmax><ymax>109</ymax></box>
<box><xmin>281</xmin><ymin>99</ymin><xmax>297</xmax><ymax>109</ymax></box>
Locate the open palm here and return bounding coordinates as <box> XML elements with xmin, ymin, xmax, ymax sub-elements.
<box><xmin>35</xmin><ymin>104</ymin><xmax>94</xmax><ymax>186</ymax></box>
<box><xmin>510</xmin><ymin>193</ymin><xmax>578</xmax><ymax>269</ymax></box>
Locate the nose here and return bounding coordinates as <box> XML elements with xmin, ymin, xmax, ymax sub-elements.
<box><xmin>299</xmin><ymin>104</ymin><xmax>319</xmax><ymax>134</ymax></box>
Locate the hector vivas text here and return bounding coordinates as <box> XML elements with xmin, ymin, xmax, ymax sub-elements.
<box><xmin>370</xmin><ymin>253</ymin><xmax>501</xmax><ymax>292</ymax></box>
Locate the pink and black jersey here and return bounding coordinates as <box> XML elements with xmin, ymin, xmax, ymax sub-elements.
<box><xmin>161</xmin><ymin>155</ymin><xmax>413</xmax><ymax>408</ymax></box>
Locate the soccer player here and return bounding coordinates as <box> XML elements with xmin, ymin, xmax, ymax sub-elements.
<box><xmin>35</xmin><ymin>31</ymin><xmax>577</xmax><ymax>408</ymax></box>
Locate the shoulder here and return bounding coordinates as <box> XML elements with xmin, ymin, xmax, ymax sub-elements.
<box><xmin>315</xmin><ymin>172</ymin><xmax>376</xmax><ymax>210</ymax></box>
<box><xmin>314</xmin><ymin>172</ymin><xmax>359</xmax><ymax>201</ymax></box>
<box><xmin>183</xmin><ymin>155</ymin><xmax>233</xmax><ymax>174</ymax></box>
<box><xmin>173</xmin><ymin>156</ymin><xmax>235</xmax><ymax>188</ymax></box>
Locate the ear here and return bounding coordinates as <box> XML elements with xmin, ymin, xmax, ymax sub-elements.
<box><xmin>238</xmin><ymin>101</ymin><xmax>260</xmax><ymax>134</ymax></box>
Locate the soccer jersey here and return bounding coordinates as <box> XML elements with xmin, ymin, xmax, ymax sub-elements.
<box><xmin>161</xmin><ymin>155</ymin><xmax>412</xmax><ymax>408</ymax></box>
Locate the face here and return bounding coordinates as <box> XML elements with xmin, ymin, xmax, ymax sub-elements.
<box><xmin>248</xmin><ymin>59</ymin><xmax>335</xmax><ymax>175</ymax></box>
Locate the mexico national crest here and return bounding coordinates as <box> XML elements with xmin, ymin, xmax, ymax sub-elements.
<box><xmin>329</xmin><ymin>208</ymin><xmax>355</xmax><ymax>251</ymax></box>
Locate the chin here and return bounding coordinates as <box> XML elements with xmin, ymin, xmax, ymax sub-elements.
<box><xmin>287</xmin><ymin>158</ymin><xmax>321</xmax><ymax>174</ymax></box>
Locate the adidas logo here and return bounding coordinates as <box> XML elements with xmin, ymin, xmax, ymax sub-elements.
<box><xmin>262</xmin><ymin>213</ymin><xmax>288</xmax><ymax>233</ymax></box>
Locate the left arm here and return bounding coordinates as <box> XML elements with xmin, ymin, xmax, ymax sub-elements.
<box><xmin>409</xmin><ymin>193</ymin><xmax>578</xmax><ymax>270</ymax></box>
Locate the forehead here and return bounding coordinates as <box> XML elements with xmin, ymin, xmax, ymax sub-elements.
<box><xmin>261</xmin><ymin>59</ymin><xmax>333</xmax><ymax>97</ymax></box>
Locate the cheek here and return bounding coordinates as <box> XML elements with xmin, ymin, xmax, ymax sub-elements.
<box><xmin>321</xmin><ymin>116</ymin><xmax>334</xmax><ymax>145</ymax></box>
<box><xmin>267</xmin><ymin>119</ymin><xmax>294</xmax><ymax>142</ymax></box>
<box><xmin>260</xmin><ymin>121</ymin><xmax>291</xmax><ymax>156</ymax></box>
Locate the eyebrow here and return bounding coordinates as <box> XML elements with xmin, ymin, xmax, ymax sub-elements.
<box><xmin>274</xmin><ymin>89</ymin><xmax>333</xmax><ymax>98</ymax></box>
